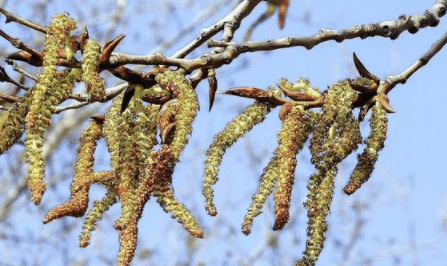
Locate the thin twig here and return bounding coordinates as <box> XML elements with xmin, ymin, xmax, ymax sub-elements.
<box><xmin>171</xmin><ymin>0</ymin><xmax>263</xmax><ymax>59</ymax></box>
<box><xmin>0</xmin><ymin>29</ymin><xmax>43</xmax><ymax>61</ymax></box>
<box><xmin>0</xmin><ymin>7</ymin><xmax>46</xmax><ymax>33</ymax></box>
<box><xmin>153</xmin><ymin>0</ymin><xmax>234</xmax><ymax>53</ymax></box>
<box><xmin>55</xmin><ymin>83</ymin><xmax>128</xmax><ymax>114</ymax></box>
<box><xmin>187</xmin><ymin>0</ymin><xmax>263</xmax><ymax>85</ymax></box>
<box><xmin>207</xmin><ymin>0</ymin><xmax>447</xmax><ymax>52</ymax></box>
<box><xmin>0</xmin><ymin>65</ymin><xmax>29</xmax><ymax>90</ymax></box>
<box><xmin>5</xmin><ymin>59</ymin><xmax>37</xmax><ymax>81</ymax></box>
<box><xmin>0</xmin><ymin>93</ymin><xmax>18</xmax><ymax>103</ymax></box>
<box><xmin>380</xmin><ymin>29</ymin><xmax>447</xmax><ymax>94</ymax></box>
<box><xmin>109</xmin><ymin>46</ymin><xmax>239</xmax><ymax>73</ymax></box>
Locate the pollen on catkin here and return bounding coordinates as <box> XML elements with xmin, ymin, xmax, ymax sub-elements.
<box><xmin>344</xmin><ymin>98</ymin><xmax>387</xmax><ymax>195</ymax></box>
<box><xmin>273</xmin><ymin>104</ymin><xmax>312</xmax><ymax>230</ymax></box>
<box><xmin>310</xmin><ymin>79</ymin><xmax>358</xmax><ymax>169</ymax></box>
<box><xmin>114</xmin><ymin>97</ymin><xmax>140</xmax><ymax>230</ymax></box>
<box><xmin>0</xmin><ymin>90</ymin><xmax>32</xmax><ymax>155</ymax></box>
<box><xmin>43</xmin><ymin>117</ymin><xmax>103</xmax><ymax>223</ymax></box>
<box><xmin>154</xmin><ymin>183</ymin><xmax>204</xmax><ymax>238</ymax></box>
<box><xmin>155</xmin><ymin>70</ymin><xmax>198</xmax><ymax>161</ymax></box>
<box><xmin>25</xmin><ymin>13</ymin><xmax>77</xmax><ymax>205</ymax></box>
<box><xmin>79</xmin><ymin>190</ymin><xmax>117</xmax><ymax>247</ymax></box>
<box><xmin>203</xmin><ymin>101</ymin><xmax>274</xmax><ymax>216</ymax></box>
<box><xmin>104</xmin><ymin>94</ymin><xmax>123</xmax><ymax>171</ymax></box>
<box><xmin>82</xmin><ymin>39</ymin><xmax>105</xmax><ymax>101</ymax></box>
<box><xmin>297</xmin><ymin>167</ymin><xmax>336</xmax><ymax>266</ymax></box>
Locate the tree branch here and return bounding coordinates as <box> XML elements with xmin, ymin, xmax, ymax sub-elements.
<box><xmin>207</xmin><ymin>0</ymin><xmax>447</xmax><ymax>52</ymax></box>
<box><xmin>380</xmin><ymin>29</ymin><xmax>447</xmax><ymax>94</ymax></box>
<box><xmin>0</xmin><ymin>7</ymin><xmax>46</xmax><ymax>33</ymax></box>
<box><xmin>170</xmin><ymin>0</ymin><xmax>263</xmax><ymax>59</ymax></box>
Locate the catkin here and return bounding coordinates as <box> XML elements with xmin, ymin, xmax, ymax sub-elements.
<box><xmin>203</xmin><ymin>101</ymin><xmax>274</xmax><ymax>216</ymax></box>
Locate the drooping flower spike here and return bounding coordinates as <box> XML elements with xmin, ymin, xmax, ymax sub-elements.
<box><xmin>203</xmin><ymin>98</ymin><xmax>276</xmax><ymax>216</ymax></box>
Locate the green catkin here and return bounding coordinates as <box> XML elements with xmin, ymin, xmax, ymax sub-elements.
<box><xmin>296</xmin><ymin>167</ymin><xmax>336</xmax><ymax>266</ymax></box>
<box><xmin>114</xmin><ymin>98</ymin><xmax>159</xmax><ymax>265</ymax></box>
<box><xmin>203</xmin><ymin>101</ymin><xmax>274</xmax><ymax>216</ymax></box>
<box><xmin>149</xmin><ymin>146</ymin><xmax>203</xmax><ymax>238</ymax></box>
<box><xmin>135</xmin><ymin>107</ymin><xmax>158</xmax><ymax>178</ymax></box>
<box><xmin>298</xmin><ymin>80</ymin><xmax>365</xmax><ymax>266</ymax></box>
<box><xmin>104</xmin><ymin>94</ymin><xmax>131</xmax><ymax>229</ymax></box>
<box><xmin>79</xmin><ymin>190</ymin><xmax>117</xmax><ymax>247</ymax></box>
<box><xmin>115</xmin><ymin>86</ymin><xmax>158</xmax><ymax>229</ymax></box>
<box><xmin>25</xmin><ymin>14</ymin><xmax>77</xmax><ymax>205</ymax></box>
<box><xmin>82</xmin><ymin>39</ymin><xmax>105</xmax><ymax>101</ymax></box>
<box><xmin>242</xmin><ymin>154</ymin><xmax>278</xmax><ymax>235</ymax></box>
<box><xmin>155</xmin><ymin>70</ymin><xmax>198</xmax><ymax>160</ymax></box>
<box><xmin>344</xmin><ymin>99</ymin><xmax>387</xmax><ymax>195</ymax></box>
<box><xmin>115</xmin><ymin>95</ymin><xmax>139</xmax><ymax>230</ymax></box>
<box><xmin>104</xmin><ymin>94</ymin><xmax>123</xmax><ymax>171</ymax></box>
<box><xmin>310</xmin><ymin>79</ymin><xmax>358</xmax><ymax>167</ymax></box>
<box><xmin>154</xmin><ymin>183</ymin><xmax>204</xmax><ymax>238</ymax></box>
<box><xmin>0</xmin><ymin>90</ymin><xmax>32</xmax><ymax>155</ymax></box>
<box><xmin>153</xmin><ymin>70</ymin><xmax>202</xmax><ymax>236</ymax></box>
<box><xmin>43</xmin><ymin>117</ymin><xmax>103</xmax><ymax>223</ymax></box>
<box><xmin>317</xmin><ymin>113</ymin><xmax>361</xmax><ymax>174</ymax></box>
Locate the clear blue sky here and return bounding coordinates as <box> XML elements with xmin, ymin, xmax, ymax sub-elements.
<box><xmin>0</xmin><ymin>1</ymin><xmax>446</xmax><ymax>265</ymax></box>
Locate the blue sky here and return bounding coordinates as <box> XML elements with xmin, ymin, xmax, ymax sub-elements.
<box><xmin>0</xmin><ymin>0</ymin><xmax>446</xmax><ymax>265</ymax></box>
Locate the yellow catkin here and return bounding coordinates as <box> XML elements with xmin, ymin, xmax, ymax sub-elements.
<box><xmin>155</xmin><ymin>70</ymin><xmax>198</xmax><ymax>160</ymax></box>
<box><xmin>116</xmin><ymin>86</ymin><xmax>158</xmax><ymax>230</ymax></box>
<box><xmin>152</xmin><ymin>71</ymin><xmax>203</xmax><ymax>237</ymax></box>
<box><xmin>25</xmin><ymin>14</ymin><xmax>77</xmax><ymax>205</ymax></box>
<box><xmin>242</xmin><ymin>155</ymin><xmax>278</xmax><ymax>235</ymax></box>
<box><xmin>79</xmin><ymin>190</ymin><xmax>117</xmax><ymax>247</ymax></box>
<box><xmin>203</xmin><ymin>101</ymin><xmax>274</xmax><ymax>216</ymax></box>
<box><xmin>104</xmin><ymin>94</ymin><xmax>123</xmax><ymax>171</ymax></box>
<box><xmin>344</xmin><ymin>99</ymin><xmax>387</xmax><ymax>195</ymax></box>
<box><xmin>114</xmin><ymin>97</ymin><xmax>139</xmax><ymax>230</ymax></box>
<box><xmin>135</xmin><ymin>106</ymin><xmax>158</xmax><ymax>177</ymax></box>
<box><xmin>154</xmin><ymin>183</ymin><xmax>204</xmax><ymax>238</ymax></box>
<box><xmin>242</xmin><ymin>104</ymin><xmax>313</xmax><ymax>234</ymax></box>
<box><xmin>114</xmin><ymin>99</ymin><xmax>159</xmax><ymax>266</ymax></box>
<box><xmin>318</xmin><ymin>114</ymin><xmax>361</xmax><ymax>174</ymax></box>
<box><xmin>297</xmin><ymin>167</ymin><xmax>336</xmax><ymax>266</ymax></box>
<box><xmin>82</xmin><ymin>39</ymin><xmax>105</xmax><ymax>101</ymax></box>
<box><xmin>0</xmin><ymin>90</ymin><xmax>32</xmax><ymax>155</ymax></box>
<box><xmin>310</xmin><ymin>79</ymin><xmax>358</xmax><ymax>169</ymax></box>
<box><xmin>43</xmin><ymin>118</ymin><xmax>103</xmax><ymax>223</ymax></box>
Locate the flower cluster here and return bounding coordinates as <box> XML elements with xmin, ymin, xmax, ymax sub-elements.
<box><xmin>41</xmin><ymin>69</ymin><xmax>201</xmax><ymax>266</ymax></box>
<box><xmin>0</xmin><ymin>11</ymin><xmax>396</xmax><ymax>266</ymax></box>
<box><xmin>241</xmin><ymin>102</ymin><xmax>313</xmax><ymax>234</ymax></box>
<box><xmin>205</xmin><ymin>65</ymin><xmax>390</xmax><ymax>265</ymax></box>
<box><xmin>0</xmin><ymin>13</ymin><xmax>205</xmax><ymax>266</ymax></box>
